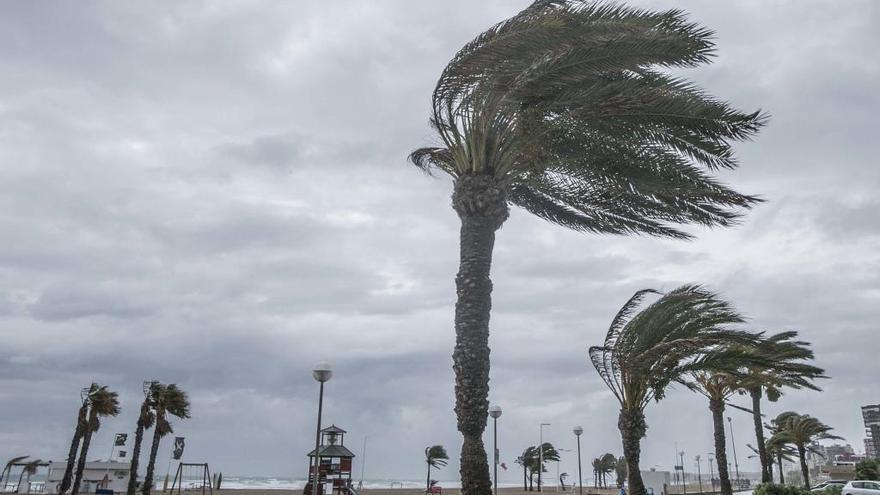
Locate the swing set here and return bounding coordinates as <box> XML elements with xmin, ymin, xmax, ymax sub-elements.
<box><xmin>169</xmin><ymin>463</ymin><xmax>213</xmax><ymax>495</ymax></box>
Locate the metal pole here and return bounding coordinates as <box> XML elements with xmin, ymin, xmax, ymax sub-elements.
<box><xmin>727</xmin><ymin>418</ymin><xmax>740</xmax><ymax>484</ymax></box>
<box><xmin>493</xmin><ymin>416</ymin><xmax>499</xmax><ymax>495</ymax></box>
<box><xmin>680</xmin><ymin>451</ymin><xmax>687</xmax><ymax>495</ymax></box>
<box><xmin>358</xmin><ymin>436</ymin><xmax>367</xmax><ymax>491</ymax></box>
<box><xmin>696</xmin><ymin>456</ymin><xmax>703</xmax><ymax>495</ymax></box>
<box><xmin>539</xmin><ymin>426</ymin><xmax>544</xmax><ymax>493</ymax></box>
<box><xmin>576</xmin><ymin>435</ymin><xmax>583</xmax><ymax>495</ymax></box>
<box><xmin>312</xmin><ymin>382</ymin><xmax>324</xmax><ymax>495</ymax></box>
<box><xmin>707</xmin><ymin>455</ymin><xmax>715</xmax><ymax>495</ymax></box>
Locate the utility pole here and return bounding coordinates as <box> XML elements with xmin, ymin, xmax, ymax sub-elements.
<box><xmin>728</xmin><ymin>417</ymin><xmax>740</xmax><ymax>485</ymax></box>
<box><xmin>680</xmin><ymin>451</ymin><xmax>687</xmax><ymax>495</ymax></box>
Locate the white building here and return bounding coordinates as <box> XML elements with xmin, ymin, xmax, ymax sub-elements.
<box><xmin>42</xmin><ymin>461</ymin><xmax>131</xmax><ymax>494</ymax></box>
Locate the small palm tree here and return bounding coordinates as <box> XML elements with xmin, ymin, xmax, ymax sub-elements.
<box><xmin>747</xmin><ymin>440</ymin><xmax>795</xmax><ymax>485</ymax></box>
<box><xmin>60</xmin><ymin>386</ymin><xmax>93</xmax><ymax>494</ymax></box>
<box><xmin>425</xmin><ymin>445</ymin><xmax>450</xmax><ymax>492</ymax></box>
<box><xmin>128</xmin><ymin>381</ymin><xmax>158</xmax><ymax>495</ymax></box>
<box><xmin>590</xmin><ymin>286</ymin><xmax>757</xmax><ymax>495</ymax></box>
<box><xmin>72</xmin><ymin>385</ymin><xmax>121</xmax><ymax>495</ymax></box>
<box><xmin>142</xmin><ymin>384</ymin><xmax>190</xmax><ymax>495</ymax></box>
<box><xmin>615</xmin><ymin>457</ymin><xmax>627</xmax><ymax>488</ymax></box>
<box><xmin>16</xmin><ymin>459</ymin><xmax>43</xmax><ymax>493</ymax></box>
<box><xmin>0</xmin><ymin>456</ymin><xmax>29</xmax><ymax>491</ymax></box>
<box><xmin>599</xmin><ymin>454</ymin><xmax>617</xmax><ymax>488</ymax></box>
<box><xmin>736</xmin><ymin>332</ymin><xmax>825</xmax><ymax>483</ymax></box>
<box><xmin>591</xmin><ymin>458</ymin><xmax>600</xmax><ymax>488</ymax></box>
<box><xmin>516</xmin><ymin>447</ymin><xmax>537</xmax><ymax>491</ymax></box>
<box><xmin>770</xmin><ymin>412</ymin><xmax>842</xmax><ymax>489</ymax></box>
<box><xmin>530</xmin><ymin>443</ymin><xmax>559</xmax><ymax>491</ymax></box>
<box><xmin>410</xmin><ymin>3</ymin><xmax>765</xmax><ymax>492</ymax></box>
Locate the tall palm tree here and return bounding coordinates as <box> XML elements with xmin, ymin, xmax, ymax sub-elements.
<box><xmin>736</xmin><ymin>332</ymin><xmax>825</xmax><ymax>482</ymax></box>
<box><xmin>770</xmin><ymin>412</ymin><xmax>842</xmax><ymax>489</ymax></box>
<box><xmin>410</xmin><ymin>3</ymin><xmax>765</xmax><ymax>492</ymax></box>
<box><xmin>687</xmin><ymin>371</ymin><xmax>743</xmax><ymax>495</ymax></box>
<box><xmin>0</xmin><ymin>456</ymin><xmax>29</xmax><ymax>491</ymax></box>
<box><xmin>590</xmin><ymin>286</ymin><xmax>757</xmax><ymax>495</ymax></box>
<box><xmin>142</xmin><ymin>384</ymin><xmax>190</xmax><ymax>495</ymax></box>
<box><xmin>425</xmin><ymin>445</ymin><xmax>450</xmax><ymax>492</ymax></box>
<box><xmin>128</xmin><ymin>381</ymin><xmax>158</xmax><ymax>495</ymax></box>
<box><xmin>60</xmin><ymin>386</ymin><xmax>94</xmax><ymax>494</ymax></box>
<box><xmin>72</xmin><ymin>385</ymin><xmax>121</xmax><ymax>495</ymax></box>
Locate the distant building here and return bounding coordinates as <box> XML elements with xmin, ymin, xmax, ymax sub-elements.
<box><xmin>863</xmin><ymin>404</ymin><xmax>880</xmax><ymax>459</ymax></box>
<box><xmin>43</xmin><ymin>460</ymin><xmax>131</xmax><ymax>494</ymax></box>
<box><xmin>825</xmin><ymin>444</ymin><xmax>857</xmax><ymax>463</ymax></box>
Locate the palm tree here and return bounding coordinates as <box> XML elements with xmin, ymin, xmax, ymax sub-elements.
<box><xmin>425</xmin><ymin>445</ymin><xmax>450</xmax><ymax>492</ymax></box>
<box><xmin>736</xmin><ymin>332</ymin><xmax>825</xmax><ymax>483</ymax></box>
<box><xmin>591</xmin><ymin>458</ymin><xmax>600</xmax><ymax>488</ymax></box>
<box><xmin>60</xmin><ymin>386</ymin><xmax>93</xmax><ymax>494</ymax></box>
<box><xmin>747</xmin><ymin>440</ymin><xmax>794</xmax><ymax>485</ymax></box>
<box><xmin>0</xmin><ymin>456</ymin><xmax>29</xmax><ymax>491</ymax></box>
<box><xmin>16</xmin><ymin>459</ymin><xmax>43</xmax><ymax>493</ymax></box>
<box><xmin>770</xmin><ymin>412</ymin><xmax>842</xmax><ymax>489</ymax></box>
<box><xmin>687</xmin><ymin>372</ymin><xmax>742</xmax><ymax>495</ymax></box>
<box><xmin>601</xmin><ymin>454</ymin><xmax>617</xmax><ymax>488</ymax></box>
<box><xmin>128</xmin><ymin>381</ymin><xmax>158</xmax><ymax>495</ymax></box>
<box><xmin>142</xmin><ymin>384</ymin><xmax>190</xmax><ymax>495</ymax></box>
<box><xmin>530</xmin><ymin>443</ymin><xmax>559</xmax><ymax>491</ymax></box>
<box><xmin>409</xmin><ymin>2</ymin><xmax>765</xmax><ymax>492</ymax></box>
<box><xmin>615</xmin><ymin>457</ymin><xmax>627</xmax><ymax>488</ymax></box>
<box><xmin>72</xmin><ymin>385</ymin><xmax>121</xmax><ymax>495</ymax></box>
<box><xmin>516</xmin><ymin>447</ymin><xmax>537</xmax><ymax>491</ymax></box>
<box><xmin>590</xmin><ymin>286</ymin><xmax>757</xmax><ymax>495</ymax></box>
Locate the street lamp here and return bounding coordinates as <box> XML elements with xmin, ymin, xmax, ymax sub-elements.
<box><xmin>727</xmin><ymin>417</ymin><xmax>740</xmax><ymax>484</ymax></box>
<box><xmin>573</xmin><ymin>427</ymin><xmax>584</xmax><ymax>495</ymax></box>
<box><xmin>539</xmin><ymin>423</ymin><xmax>550</xmax><ymax>492</ymax></box>
<box><xmin>695</xmin><ymin>455</ymin><xmax>703</xmax><ymax>495</ymax></box>
<box><xmin>311</xmin><ymin>362</ymin><xmax>332</xmax><ymax>495</ymax></box>
<box><xmin>679</xmin><ymin>451</ymin><xmax>687</xmax><ymax>495</ymax></box>
<box><xmin>489</xmin><ymin>405</ymin><xmax>502</xmax><ymax>495</ymax></box>
<box><xmin>707</xmin><ymin>454</ymin><xmax>715</xmax><ymax>495</ymax></box>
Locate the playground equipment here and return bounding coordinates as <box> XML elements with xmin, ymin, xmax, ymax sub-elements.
<box><xmin>169</xmin><ymin>463</ymin><xmax>213</xmax><ymax>495</ymax></box>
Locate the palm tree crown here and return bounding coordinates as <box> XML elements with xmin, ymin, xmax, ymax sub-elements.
<box><xmin>770</xmin><ymin>412</ymin><xmax>842</xmax><ymax>489</ymax></box>
<box><xmin>589</xmin><ymin>285</ymin><xmax>757</xmax><ymax>495</ymax></box>
<box><xmin>411</xmin><ymin>1</ymin><xmax>766</xmax><ymax>239</ymax></box>
<box><xmin>426</xmin><ymin>446</ymin><xmax>450</xmax><ymax>469</ymax></box>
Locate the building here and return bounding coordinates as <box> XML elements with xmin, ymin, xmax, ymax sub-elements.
<box><xmin>825</xmin><ymin>444</ymin><xmax>857</xmax><ymax>463</ymax></box>
<box><xmin>863</xmin><ymin>404</ymin><xmax>880</xmax><ymax>459</ymax></box>
<box><xmin>43</xmin><ymin>460</ymin><xmax>131</xmax><ymax>494</ymax></box>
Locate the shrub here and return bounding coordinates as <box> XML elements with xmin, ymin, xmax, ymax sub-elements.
<box><xmin>855</xmin><ymin>459</ymin><xmax>880</xmax><ymax>481</ymax></box>
<box><xmin>754</xmin><ymin>483</ymin><xmax>812</xmax><ymax>495</ymax></box>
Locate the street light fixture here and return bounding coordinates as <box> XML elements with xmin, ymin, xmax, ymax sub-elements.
<box><xmin>727</xmin><ymin>417</ymin><xmax>740</xmax><ymax>484</ymax></box>
<box><xmin>707</xmin><ymin>453</ymin><xmax>715</xmax><ymax>495</ymax></box>
<box><xmin>573</xmin><ymin>427</ymin><xmax>584</xmax><ymax>495</ymax></box>
<box><xmin>539</xmin><ymin>423</ymin><xmax>550</xmax><ymax>492</ymax></box>
<box><xmin>311</xmin><ymin>362</ymin><xmax>332</xmax><ymax>495</ymax></box>
<box><xmin>489</xmin><ymin>406</ymin><xmax>502</xmax><ymax>495</ymax></box>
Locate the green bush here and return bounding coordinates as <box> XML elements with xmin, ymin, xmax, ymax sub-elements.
<box><xmin>819</xmin><ymin>486</ymin><xmax>842</xmax><ymax>495</ymax></box>
<box><xmin>855</xmin><ymin>459</ymin><xmax>880</xmax><ymax>481</ymax></box>
<box><xmin>754</xmin><ymin>483</ymin><xmax>812</xmax><ymax>495</ymax></box>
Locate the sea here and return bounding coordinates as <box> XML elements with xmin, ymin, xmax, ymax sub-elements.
<box><xmin>219</xmin><ymin>477</ymin><xmax>529</xmax><ymax>490</ymax></box>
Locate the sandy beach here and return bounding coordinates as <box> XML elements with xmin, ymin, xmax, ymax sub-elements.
<box><xmin>215</xmin><ymin>488</ymin><xmax>619</xmax><ymax>495</ymax></box>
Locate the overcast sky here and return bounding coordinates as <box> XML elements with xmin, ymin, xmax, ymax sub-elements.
<box><xmin>1</xmin><ymin>0</ymin><xmax>878</xmax><ymax>484</ymax></box>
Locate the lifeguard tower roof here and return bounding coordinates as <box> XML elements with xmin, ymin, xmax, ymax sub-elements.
<box><xmin>307</xmin><ymin>445</ymin><xmax>355</xmax><ymax>458</ymax></box>
<box><xmin>321</xmin><ymin>425</ymin><xmax>346</xmax><ymax>434</ymax></box>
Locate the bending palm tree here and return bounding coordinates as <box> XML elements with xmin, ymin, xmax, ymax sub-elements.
<box><xmin>72</xmin><ymin>385</ymin><xmax>121</xmax><ymax>495</ymax></box>
<box><xmin>516</xmin><ymin>447</ymin><xmax>537</xmax><ymax>491</ymax></box>
<box><xmin>770</xmin><ymin>412</ymin><xmax>841</xmax><ymax>489</ymax></box>
<box><xmin>590</xmin><ymin>286</ymin><xmax>757</xmax><ymax>495</ymax></box>
<box><xmin>60</xmin><ymin>386</ymin><xmax>93</xmax><ymax>494</ymax></box>
<box><xmin>736</xmin><ymin>332</ymin><xmax>825</xmax><ymax>482</ymax></box>
<box><xmin>16</xmin><ymin>459</ymin><xmax>43</xmax><ymax>493</ymax></box>
<box><xmin>142</xmin><ymin>384</ymin><xmax>190</xmax><ymax>495</ymax></box>
<box><xmin>410</xmin><ymin>4</ymin><xmax>765</xmax><ymax>492</ymax></box>
<box><xmin>425</xmin><ymin>445</ymin><xmax>450</xmax><ymax>492</ymax></box>
<box><xmin>0</xmin><ymin>456</ymin><xmax>29</xmax><ymax>491</ymax></box>
<box><xmin>128</xmin><ymin>381</ymin><xmax>158</xmax><ymax>495</ymax></box>
<box><xmin>531</xmin><ymin>443</ymin><xmax>559</xmax><ymax>492</ymax></box>
<box><xmin>687</xmin><ymin>371</ymin><xmax>742</xmax><ymax>495</ymax></box>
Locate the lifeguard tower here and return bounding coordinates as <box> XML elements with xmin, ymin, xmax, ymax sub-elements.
<box><xmin>304</xmin><ymin>425</ymin><xmax>355</xmax><ymax>495</ymax></box>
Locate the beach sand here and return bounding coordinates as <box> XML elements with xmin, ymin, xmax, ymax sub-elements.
<box><xmin>216</xmin><ymin>488</ymin><xmax>617</xmax><ymax>495</ymax></box>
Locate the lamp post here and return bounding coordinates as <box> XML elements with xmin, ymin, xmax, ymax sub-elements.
<box><xmin>680</xmin><ymin>451</ymin><xmax>687</xmax><ymax>495</ymax></box>
<box><xmin>489</xmin><ymin>406</ymin><xmax>502</xmax><ymax>495</ymax></box>
<box><xmin>727</xmin><ymin>417</ymin><xmax>740</xmax><ymax>484</ymax></box>
<box><xmin>539</xmin><ymin>423</ymin><xmax>550</xmax><ymax>492</ymax></box>
<box><xmin>695</xmin><ymin>455</ymin><xmax>703</xmax><ymax>495</ymax></box>
<box><xmin>707</xmin><ymin>454</ymin><xmax>715</xmax><ymax>494</ymax></box>
<box><xmin>573</xmin><ymin>427</ymin><xmax>584</xmax><ymax>495</ymax></box>
<box><xmin>312</xmin><ymin>362</ymin><xmax>332</xmax><ymax>495</ymax></box>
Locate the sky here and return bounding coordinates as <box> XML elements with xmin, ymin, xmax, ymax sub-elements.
<box><xmin>1</xmin><ymin>0</ymin><xmax>878</xmax><ymax>484</ymax></box>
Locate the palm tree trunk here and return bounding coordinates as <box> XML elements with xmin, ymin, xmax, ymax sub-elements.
<box><xmin>523</xmin><ymin>464</ymin><xmax>527</xmax><ymax>491</ymax></box>
<box><xmin>61</xmin><ymin>403</ymin><xmax>88</xmax><ymax>494</ymax></box>
<box><xmin>529</xmin><ymin>470</ymin><xmax>534</xmax><ymax>491</ymax></box>
<box><xmin>451</xmin><ymin>175</ymin><xmax>508</xmax><ymax>495</ymax></box>
<box><xmin>72</xmin><ymin>410</ymin><xmax>98</xmax><ymax>495</ymax></box>
<box><xmin>17</xmin><ymin>470</ymin><xmax>26</xmax><ymax>493</ymax></box>
<box><xmin>142</xmin><ymin>422</ymin><xmax>163</xmax><ymax>495</ymax></box>
<box><xmin>767</xmin><ymin>458</ymin><xmax>773</xmax><ymax>483</ymax></box>
<box><xmin>426</xmin><ymin>464</ymin><xmax>431</xmax><ymax>493</ymax></box>
<box><xmin>127</xmin><ymin>405</ymin><xmax>148</xmax><ymax>495</ymax></box>
<box><xmin>797</xmin><ymin>445</ymin><xmax>809</xmax><ymax>489</ymax></box>
<box><xmin>749</xmin><ymin>388</ymin><xmax>770</xmax><ymax>483</ymax></box>
<box><xmin>618</xmin><ymin>409</ymin><xmax>648</xmax><ymax>495</ymax></box>
<box><xmin>776</xmin><ymin>453</ymin><xmax>784</xmax><ymax>485</ymax></box>
<box><xmin>709</xmin><ymin>399</ymin><xmax>732</xmax><ymax>495</ymax></box>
